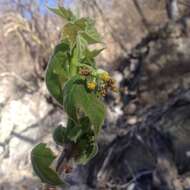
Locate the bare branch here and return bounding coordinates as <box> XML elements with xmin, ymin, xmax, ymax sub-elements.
<box><xmin>166</xmin><ymin>0</ymin><xmax>179</xmax><ymax>21</ymax></box>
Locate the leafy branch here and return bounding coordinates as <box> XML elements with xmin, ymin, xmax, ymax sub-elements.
<box><xmin>31</xmin><ymin>6</ymin><xmax>117</xmax><ymax>187</ymax></box>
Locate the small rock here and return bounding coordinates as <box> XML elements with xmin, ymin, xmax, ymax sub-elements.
<box><xmin>127</xmin><ymin>116</ymin><xmax>138</xmax><ymax>125</ymax></box>
<box><xmin>125</xmin><ymin>103</ymin><xmax>137</xmax><ymax>115</ymax></box>
<box><xmin>146</xmin><ymin>63</ymin><xmax>160</xmax><ymax>75</ymax></box>
<box><xmin>112</xmin><ymin>71</ymin><xmax>123</xmax><ymax>85</ymax></box>
<box><xmin>130</xmin><ymin>59</ymin><xmax>139</xmax><ymax>72</ymax></box>
<box><xmin>123</xmin><ymin>68</ymin><xmax>131</xmax><ymax>79</ymax></box>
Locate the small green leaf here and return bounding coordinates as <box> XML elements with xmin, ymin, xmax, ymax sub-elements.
<box><xmin>76</xmin><ymin>138</ymin><xmax>98</xmax><ymax>164</ymax></box>
<box><xmin>48</xmin><ymin>6</ymin><xmax>76</xmax><ymax>21</ymax></box>
<box><xmin>76</xmin><ymin>118</ymin><xmax>98</xmax><ymax>164</ymax></box>
<box><xmin>81</xmin><ymin>18</ymin><xmax>101</xmax><ymax>44</ymax></box>
<box><xmin>61</xmin><ymin>17</ymin><xmax>101</xmax><ymax>49</ymax></box>
<box><xmin>31</xmin><ymin>144</ymin><xmax>64</xmax><ymax>186</ymax></box>
<box><xmin>53</xmin><ymin>126</ymin><xmax>66</xmax><ymax>145</ymax></box>
<box><xmin>82</xmin><ymin>48</ymin><xmax>104</xmax><ymax>66</ymax></box>
<box><xmin>64</xmin><ymin>118</ymin><xmax>82</xmax><ymax>142</ymax></box>
<box><xmin>62</xmin><ymin>19</ymin><xmax>87</xmax><ymax>49</ymax></box>
<box><xmin>62</xmin><ymin>23</ymin><xmax>80</xmax><ymax>48</ymax></box>
<box><xmin>89</xmin><ymin>48</ymin><xmax>105</xmax><ymax>57</ymax></box>
<box><xmin>79</xmin><ymin>117</ymin><xmax>91</xmax><ymax>131</ymax></box>
<box><xmin>45</xmin><ymin>43</ymin><xmax>69</xmax><ymax>105</ymax></box>
<box><xmin>67</xmin><ymin>126</ymin><xmax>82</xmax><ymax>143</ymax></box>
<box><xmin>75</xmin><ymin>17</ymin><xmax>87</xmax><ymax>30</ymax></box>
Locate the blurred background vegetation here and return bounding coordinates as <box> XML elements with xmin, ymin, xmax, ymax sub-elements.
<box><xmin>1</xmin><ymin>0</ymin><xmax>190</xmax><ymax>190</ymax></box>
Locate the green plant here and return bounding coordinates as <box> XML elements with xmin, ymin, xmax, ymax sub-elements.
<box><xmin>31</xmin><ymin>6</ymin><xmax>116</xmax><ymax>187</ymax></box>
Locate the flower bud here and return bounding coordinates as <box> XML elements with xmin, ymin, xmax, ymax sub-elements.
<box><xmin>100</xmin><ymin>72</ymin><xmax>110</xmax><ymax>82</ymax></box>
<box><xmin>87</xmin><ymin>81</ymin><xmax>96</xmax><ymax>90</ymax></box>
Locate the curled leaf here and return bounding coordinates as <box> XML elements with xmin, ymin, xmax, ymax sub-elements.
<box><xmin>31</xmin><ymin>144</ymin><xmax>64</xmax><ymax>186</ymax></box>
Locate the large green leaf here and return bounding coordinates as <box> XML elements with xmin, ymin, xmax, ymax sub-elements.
<box><xmin>48</xmin><ymin>6</ymin><xmax>76</xmax><ymax>21</ymax></box>
<box><xmin>31</xmin><ymin>144</ymin><xmax>64</xmax><ymax>186</ymax></box>
<box><xmin>45</xmin><ymin>43</ymin><xmax>69</xmax><ymax>105</ymax></box>
<box><xmin>63</xmin><ymin>77</ymin><xmax>106</xmax><ymax>135</ymax></box>
<box><xmin>62</xmin><ymin>76</ymin><xmax>80</xmax><ymax>120</ymax></box>
<box><xmin>75</xmin><ymin>86</ymin><xmax>106</xmax><ymax>134</ymax></box>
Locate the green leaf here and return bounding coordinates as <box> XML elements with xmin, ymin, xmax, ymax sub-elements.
<box><xmin>62</xmin><ymin>23</ymin><xmax>80</xmax><ymax>48</ymax></box>
<box><xmin>63</xmin><ymin>77</ymin><xmax>106</xmax><ymax>135</ymax></box>
<box><xmin>76</xmin><ymin>34</ymin><xmax>88</xmax><ymax>59</ymax></box>
<box><xmin>62</xmin><ymin>19</ymin><xmax>87</xmax><ymax>49</ymax></box>
<box><xmin>53</xmin><ymin>126</ymin><xmax>66</xmax><ymax>145</ymax></box>
<box><xmin>89</xmin><ymin>48</ymin><xmax>105</xmax><ymax>57</ymax></box>
<box><xmin>45</xmin><ymin>43</ymin><xmax>69</xmax><ymax>105</ymax></box>
<box><xmin>77</xmin><ymin>47</ymin><xmax>104</xmax><ymax>69</ymax></box>
<box><xmin>64</xmin><ymin>118</ymin><xmax>82</xmax><ymax>142</ymax></box>
<box><xmin>48</xmin><ymin>6</ymin><xmax>76</xmax><ymax>21</ymax></box>
<box><xmin>76</xmin><ymin>138</ymin><xmax>98</xmax><ymax>165</ymax></box>
<box><xmin>31</xmin><ymin>144</ymin><xmax>64</xmax><ymax>186</ymax></box>
<box><xmin>79</xmin><ymin>116</ymin><xmax>91</xmax><ymax>131</ymax></box>
<box><xmin>61</xmin><ymin>17</ymin><xmax>101</xmax><ymax>49</ymax></box>
<box><xmin>82</xmin><ymin>48</ymin><xmax>104</xmax><ymax>66</ymax></box>
<box><xmin>75</xmin><ymin>86</ymin><xmax>106</xmax><ymax>134</ymax></box>
<box><xmin>76</xmin><ymin>117</ymin><xmax>98</xmax><ymax>164</ymax></box>
<box><xmin>70</xmin><ymin>47</ymin><xmax>79</xmax><ymax>76</ymax></box>
<box><xmin>67</xmin><ymin>126</ymin><xmax>82</xmax><ymax>143</ymax></box>
<box><xmin>62</xmin><ymin>76</ymin><xmax>81</xmax><ymax>120</ymax></box>
<box><xmin>81</xmin><ymin>18</ymin><xmax>101</xmax><ymax>44</ymax></box>
<box><xmin>75</xmin><ymin>17</ymin><xmax>87</xmax><ymax>30</ymax></box>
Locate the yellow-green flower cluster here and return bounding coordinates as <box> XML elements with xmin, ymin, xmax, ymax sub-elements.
<box><xmin>98</xmin><ymin>74</ymin><xmax>117</xmax><ymax>96</ymax></box>
<box><xmin>100</xmin><ymin>72</ymin><xmax>110</xmax><ymax>82</ymax></box>
<box><xmin>78</xmin><ymin>67</ymin><xmax>117</xmax><ymax>96</ymax></box>
<box><xmin>87</xmin><ymin>81</ymin><xmax>96</xmax><ymax>90</ymax></box>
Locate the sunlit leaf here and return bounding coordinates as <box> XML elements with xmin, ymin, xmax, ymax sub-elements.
<box><xmin>62</xmin><ymin>23</ymin><xmax>80</xmax><ymax>48</ymax></box>
<box><xmin>76</xmin><ymin>34</ymin><xmax>88</xmax><ymax>58</ymax></box>
<box><xmin>48</xmin><ymin>6</ymin><xmax>76</xmax><ymax>21</ymax></box>
<box><xmin>62</xmin><ymin>76</ymin><xmax>81</xmax><ymax>120</ymax></box>
<box><xmin>45</xmin><ymin>43</ymin><xmax>69</xmax><ymax>105</ymax></box>
<box><xmin>63</xmin><ymin>77</ymin><xmax>106</xmax><ymax>135</ymax></box>
<box><xmin>82</xmin><ymin>48</ymin><xmax>104</xmax><ymax>66</ymax></box>
<box><xmin>75</xmin><ymin>17</ymin><xmax>87</xmax><ymax>30</ymax></box>
<box><xmin>89</xmin><ymin>48</ymin><xmax>105</xmax><ymax>57</ymax></box>
<box><xmin>76</xmin><ymin>87</ymin><xmax>106</xmax><ymax>134</ymax></box>
<box><xmin>81</xmin><ymin>18</ymin><xmax>101</xmax><ymax>44</ymax></box>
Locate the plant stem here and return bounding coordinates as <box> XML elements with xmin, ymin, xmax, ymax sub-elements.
<box><xmin>70</xmin><ymin>47</ymin><xmax>78</xmax><ymax>77</ymax></box>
